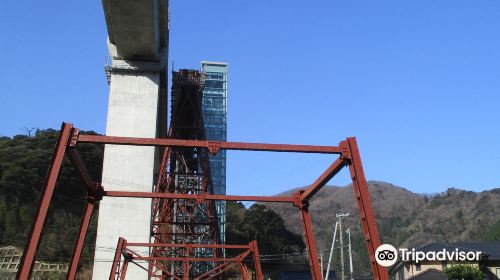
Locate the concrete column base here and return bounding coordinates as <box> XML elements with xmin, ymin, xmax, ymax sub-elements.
<box><xmin>92</xmin><ymin>72</ymin><xmax>161</xmax><ymax>280</ymax></box>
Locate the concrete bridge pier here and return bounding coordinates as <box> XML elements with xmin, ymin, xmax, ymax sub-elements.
<box><xmin>92</xmin><ymin>0</ymin><xmax>169</xmax><ymax>279</ymax></box>
<box><xmin>92</xmin><ymin>63</ymin><xmax>166</xmax><ymax>280</ymax></box>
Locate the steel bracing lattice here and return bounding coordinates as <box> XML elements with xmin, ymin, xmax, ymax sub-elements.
<box><xmin>150</xmin><ymin>70</ymin><xmax>222</xmax><ymax>278</ymax></box>
<box><xmin>110</xmin><ymin>239</ymin><xmax>263</xmax><ymax>280</ymax></box>
<box><xmin>16</xmin><ymin>119</ymin><xmax>390</xmax><ymax>280</ymax></box>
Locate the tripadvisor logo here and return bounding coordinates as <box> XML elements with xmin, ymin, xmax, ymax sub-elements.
<box><xmin>375</xmin><ymin>244</ymin><xmax>398</xmax><ymax>267</ymax></box>
<box><xmin>375</xmin><ymin>244</ymin><xmax>482</xmax><ymax>267</ymax></box>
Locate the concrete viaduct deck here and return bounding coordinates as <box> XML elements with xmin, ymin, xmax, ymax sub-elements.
<box><xmin>102</xmin><ymin>0</ymin><xmax>168</xmax><ymax>60</ymax></box>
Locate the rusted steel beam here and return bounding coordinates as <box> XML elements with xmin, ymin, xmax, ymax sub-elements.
<box><xmin>250</xmin><ymin>240</ymin><xmax>264</xmax><ymax>280</ymax></box>
<box><xmin>203</xmin><ymin>263</ymin><xmax>238</xmax><ymax>280</ymax></box>
<box><xmin>183</xmin><ymin>261</ymin><xmax>189</xmax><ymax>280</ymax></box>
<box><xmin>240</xmin><ymin>263</ymin><xmax>251</xmax><ymax>280</ymax></box>
<box><xmin>65</xmin><ymin>142</ymin><xmax>103</xmax><ymax>280</ymax></box>
<box><xmin>145</xmin><ymin>260</ymin><xmax>181</xmax><ymax>280</ymax></box>
<box><xmin>119</xmin><ymin>259</ymin><xmax>129</xmax><ymax>280</ymax></box>
<box><xmin>192</xmin><ymin>244</ymin><xmax>260</xmax><ymax>279</ymax></box>
<box><xmin>153</xmin><ymin>221</ymin><xmax>214</xmax><ymax>226</ymax></box>
<box><xmin>67</xmin><ymin>148</ymin><xmax>100</xmax><ymax>195</ymax></box>
<box><xmin>235</xmin><ymin>250</ymin><xmax>251</xmax><ymax>262</ymax></box>
<box><xmin>103</xmin><ymin>191</ymin><xmax>296</xmax><ymax>203</ymax></box>
<box><xmin>346</xmin><ymin>137</ymin><xmax>388</xmax><ymax>280</ymax></box>
<box><xmin>194</xmin><ymin>262</ymin><xmax>233</xmax><ymax>280</ymax></box>
<box><xmin>300</xmin><ymin>205</ymin><xmax>322</xmax><ymax>280</ymax></box>
<box><xmin>109</xmin><ymin>237</ymin><xmax>126</xmax><ymax>280</ymax></box>
<box><xmin>300</xmin><ymin>157</ymin><xmax>347</xmax><ymax>201</ymax></box>
<box><xmin>77</xmin><ymin>134</ymin><xmax>342</xmax><ymax>154</ymax></box>
<box><xmin>17</xmin><ymin>123</ymin><xmax>73</xmax><ymax>280</ymax></box>
<box><xmin>66</xmin><ymin>200</ymin><xmax>95</xmax><ymax>280</ymax></box>
<box><xmin>129</xmin><ymin>256</ymin><xmax>241</xmax><ymax>262</ymax></box>
<box><xmin>126</xmin><ymin>243</ymin><xmax>250</xmax><ymax>249</ymax></box>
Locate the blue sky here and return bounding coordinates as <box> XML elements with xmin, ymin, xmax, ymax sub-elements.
<box><xmin>1</xmin><ymin>1</ymin><xmax>499</xmax><ymax>195</ymax></box>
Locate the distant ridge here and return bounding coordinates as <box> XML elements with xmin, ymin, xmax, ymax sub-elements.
<box><xmin>263</xmin><ymin>181</ymin><xmax>500</xmax><ymax>275</ymax></box>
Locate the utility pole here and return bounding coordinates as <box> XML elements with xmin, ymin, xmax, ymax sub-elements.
<box><xmin>337</xmin><ymin>212</ymin><xmax>350</xmax><ymax>280</ymax></box>
<box><xmin>339</xmin><ymin>215</ymin><xmax>344</xmax><ymax>280</ymax></box>
<box><xmin>325</xmin><ymin>221</ymin><xmax>338</xmax><ymax>280</ymax></box>
<box><xmin>347</xmin><ymin>228</ymin><xmax>354</xmax><ymax>280</ymax></box>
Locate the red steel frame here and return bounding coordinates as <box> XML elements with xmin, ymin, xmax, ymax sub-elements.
<box><xmin>152</xmin><ymin>70</ymin><xmax>223</xmax><ymax>277</ymax></box>
<box><xmin>109</xmin><ymin>239</ymin><xmax>263</xmax><ymax>280</ymax></box>
<box><xmin>16</xmin><ymin>122</ymin><xmax>389</xmax><ymax>280</ymax></box>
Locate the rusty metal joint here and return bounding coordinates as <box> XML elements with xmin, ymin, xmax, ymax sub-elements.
<box><xmin>195</xmin><ymin>194</ymin><xmax>206</xmax><ymax>204</ymax></box>
<box><xmin>69</xmin><ymin>128</ymin><xmax>80</xmax><ymax>147</ymax></box>
<box><xmin>207</xmin><ymin>141</ymin><xmax>221</xmax><ymax>155</ymax></box>
<box><xmin>292</xmin><ymin>191</ymin><xmax>308</xmax><ymax>208</ymax></box>
<box><xmin>88</xmin><ymin>183</ymin><xmax>105</xmax><ymax>202</ymax></box>
<box><xmin>124</xmin><ymin>252</ymin><xmax>134</xmax><ymax>261</ymax></box>
<box><xmin>339</xmin><ymin>140</ymin><xmax>351</xmax><ymax>163</ymax></box>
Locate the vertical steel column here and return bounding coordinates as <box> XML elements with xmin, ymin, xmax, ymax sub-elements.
<box><xmin>109</xmin><ymin>238</ymin><xmax>126</xmax><ymax>280</ymax></box>
<box><xmin>250</xmin><ymin>241</ymin><xmax>263</xmax><ymax>280</ymax></box>
<box><xmin>66</xmin><ymin>199</ymin><xmax>95</xmax><ymax>280</ymax></box>
<box><xmin>240</xmin><ymin>263</ymin><xmax>250</xmax><ymax>280</ymax></box>
<box><xmin>119</xmin><ymin>259</ymin><xmax>130</xmax><ymax>280</ymax></box>
<box><xmin>17</xmin><ymin>122</ymin><xmax>73</xmax><ymax>280</ymax></box>
<box><xmin>183</xmin><ymin>261</ymin><xmax>190</xmax><ymax>280</ymax></box>
<box><xmin>299</xmin><ymin>204</ymin><xmax>322</xmax><ymax>280</ymax></box>
<box><xmin>346</xmin><ymin>137</ymin><xmax>388</xmax><ymax>280</ymax></box>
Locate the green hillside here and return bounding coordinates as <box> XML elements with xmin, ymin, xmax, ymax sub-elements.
<box><xmin>0</xmin><ymin>129</ymin><xmax>102</xmax><ymax>268</ymax></box>
<box><xmin>0</xmin><ymin>129</ymin><xmax>305</xmax><ymax>278</ymax></box>
<box><xmin>264</xmin><ymin>182</ymin><xmax>500</xmax><ymax>276</ymax></box>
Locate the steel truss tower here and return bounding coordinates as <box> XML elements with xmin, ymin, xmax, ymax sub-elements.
<box><xmin>150</xmin><ymin>70</ymin><xmax>222</xmax><ymax>277</ymax></box>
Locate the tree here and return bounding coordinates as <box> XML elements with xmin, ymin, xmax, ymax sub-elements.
<box><xmin>225</xmin><ymin>201</ymin><xmax>307</xmax><ymax>272</ymax></box>
<box><xmin>241</xmin><ymin>204</ymin><xmax>305</xmax><ymax>255</ymax></box>
<box><xmin>226</xmin><ymin>202</ymin><xmax>305</xmax><ymax>255</ymax></box>
<box><xmin>0</xmin><ymin>128</ymin><xmax>103</xmax><ymax>268</ymax></box>
<box><xmin>444</xmin><ymin>264</ymin><xmax>484</xmax><ymax>280</ymax></box>
<box><xmin>483</xmin><ymin>219</ymin><xmax>500</xmax><ymax>241</ymax></box>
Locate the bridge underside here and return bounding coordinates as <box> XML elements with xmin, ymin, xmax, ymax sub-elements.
<box><xmin>102</xmin><ymin>0</ymin><xmax>168</xmax><ymax>60</ymax></box>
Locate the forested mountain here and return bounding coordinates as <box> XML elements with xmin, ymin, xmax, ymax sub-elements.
<box><xmin>0</xmin><ymin>129</ymin><xmax>103</xmax><ymax>275</ymax></box>
<box><xmin>264</xmin><ymin>182</ymin><xmax>500</xmax><ymax>276</ymax></box>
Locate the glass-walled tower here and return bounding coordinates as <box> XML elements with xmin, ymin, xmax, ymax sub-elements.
<box><xmin>201</xmin><ymin>61</ymin><xmax>228</xmax><ymax>243</ymax></box>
